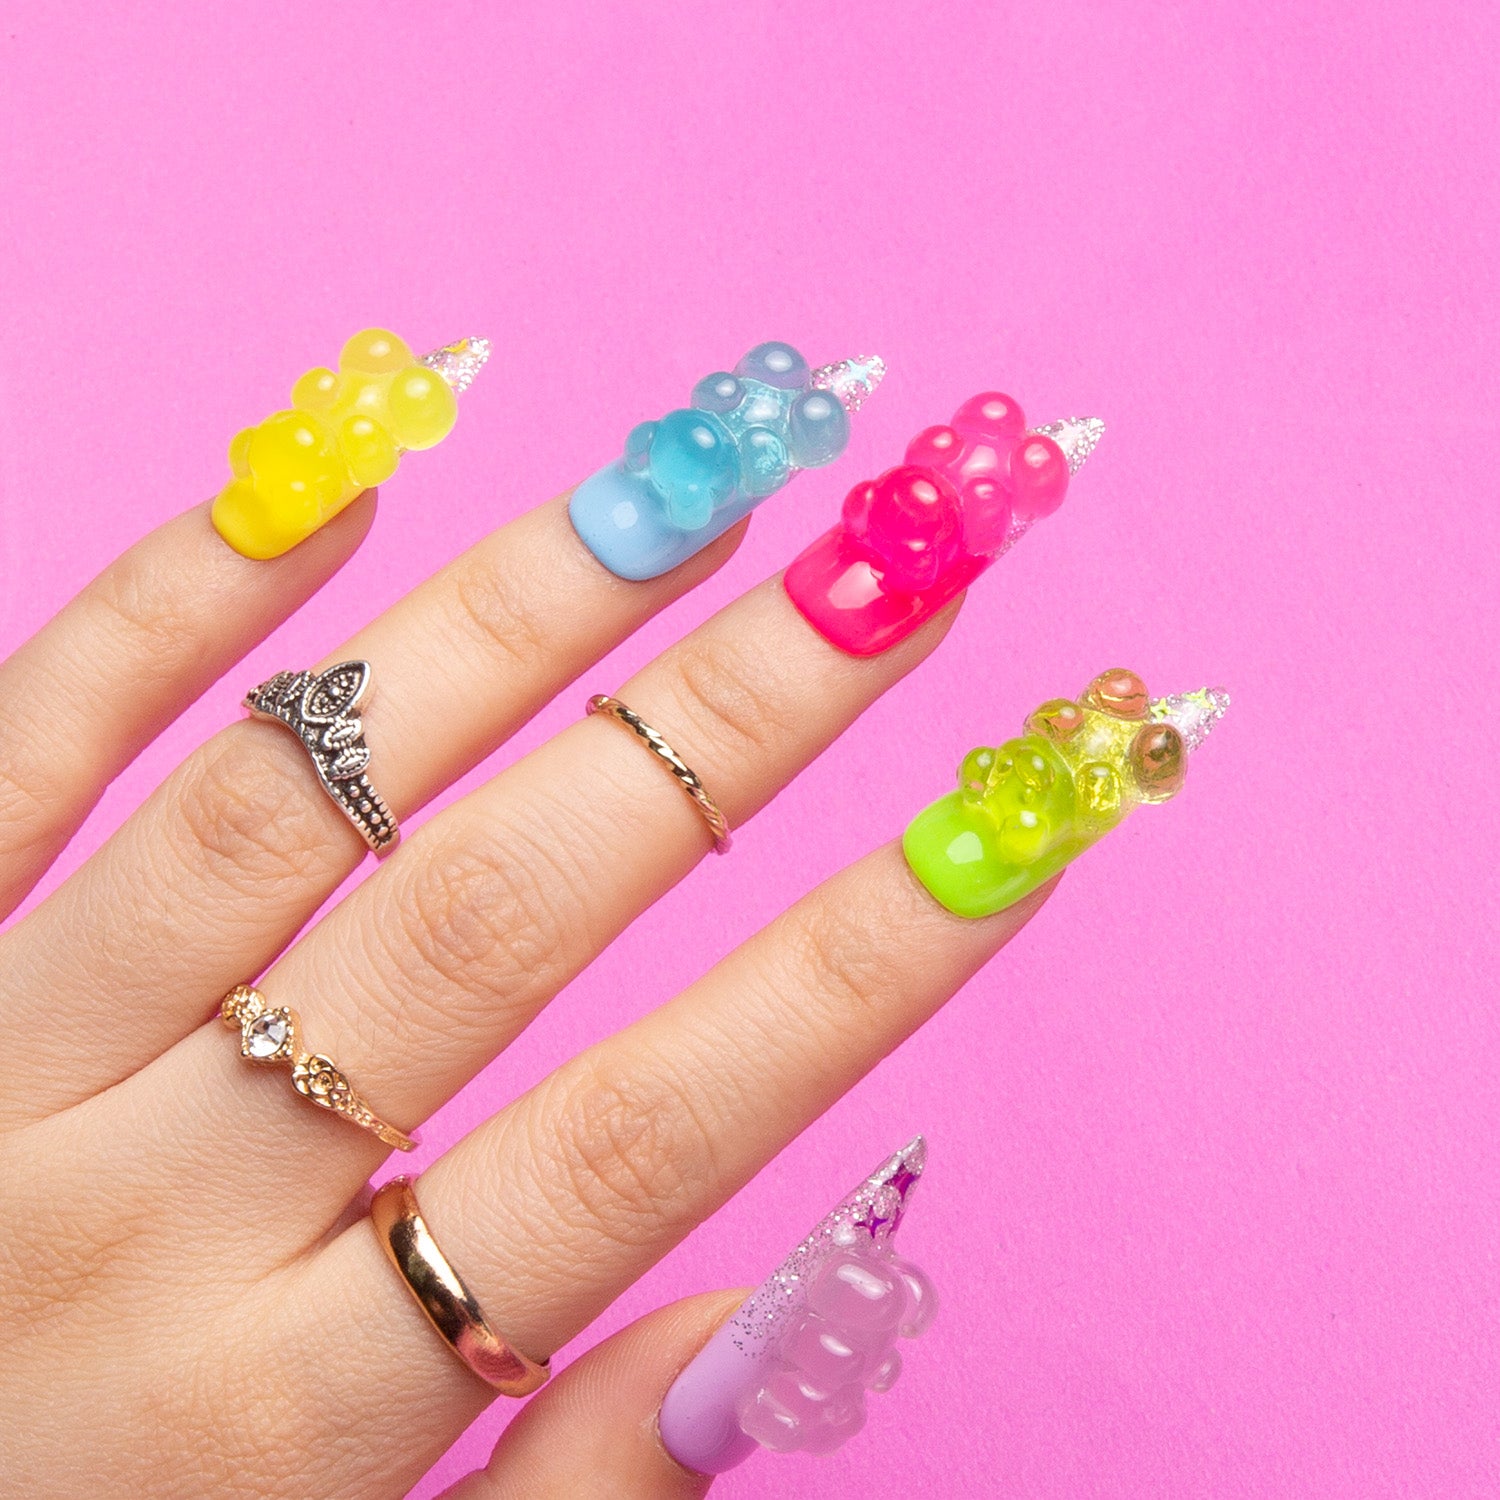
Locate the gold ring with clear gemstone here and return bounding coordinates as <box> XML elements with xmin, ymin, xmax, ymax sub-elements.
<box><xmin>220</xmin><ymin>984</ymin><xmax>416</xmax><ymax>1152</ymax></box>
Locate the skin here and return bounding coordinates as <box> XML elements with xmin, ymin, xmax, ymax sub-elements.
<box><xmin>0</xmin><ymin>474</ymin><xmax>1054</xmax><ymax>1497</ymax></box>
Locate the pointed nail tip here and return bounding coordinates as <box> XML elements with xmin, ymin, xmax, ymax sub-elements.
<box><xmin>810</xmin><ymin>353</ymin><xmax>886</xmax><ymax>414</ymax></box>
<box><xmin>1034</xmin><ymin>415</ymin><xmax>1105</xmax><ymax>475</ymax></box>
<box><xmin>1152</xmin><ymin>686</ymin><xmax>1232</xmax><ymax>752</ymax></box>
<box><xmin>421</xmin><ymin>335</ymin><xmax>493</xmax><ymax>394</ymax></box>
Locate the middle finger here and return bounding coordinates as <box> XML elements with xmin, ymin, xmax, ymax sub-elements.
<box><xmin>132</xmin><ymin>567</ymin><xmax>963</xmax><ymax>1243</ymax></box>
<box><xmin>0</xmin><ymin>490</ymin><xmax>743</xmax><ymax>1120</ymax></box>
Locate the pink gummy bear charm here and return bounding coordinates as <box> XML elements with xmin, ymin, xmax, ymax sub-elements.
<box><xmin>785</xmin><ymin>392</ymin><xmax>1094</xmax><ymax>657</ymax></box>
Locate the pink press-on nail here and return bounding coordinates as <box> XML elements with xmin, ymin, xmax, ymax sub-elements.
<box><xmin>658</xmin><ymin>1138</ymin><xmax>936</xmax><ymax>1476</ymax></box>
<box><xmin>785</xmin><ymin>397</ymin><xmax>1105</xmax><ymax>656</ymax></box>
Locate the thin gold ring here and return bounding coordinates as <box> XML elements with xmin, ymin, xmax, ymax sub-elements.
<box><xmin>585</xmin><ymin>694</ymin><xmax>732</xmax><ymax>853</ymax></box>
<box><xmin>220</xmin><ymin>985</ymin><xmax>416</xmax><ymax>1152</ymax></box>
<box><xmin>371</xmin><ymin>1176</ymin><xmax>552</xmax><ymax>1396</ymax></box>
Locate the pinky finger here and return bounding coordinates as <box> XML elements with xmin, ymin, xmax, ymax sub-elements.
<box><xmin>0</xmin><ymin>495</ymin><xmax>373</xmax><ymax>914</ymax></box>
<box><xmin>437</xmin><ymin>1291</ymin><xmax>744</xmax><ymax>1500</ymax></box>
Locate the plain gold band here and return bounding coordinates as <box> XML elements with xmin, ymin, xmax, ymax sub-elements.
<box><xmin>371</xmin><ymin>1176</ymin><xmax>552</xmax><ymax>1397</ymax></box>
<box><xmin>220</xmin><ymin>985</ymin><xmax>417</xmax><ymax>1152</ymax></box>
<box><xmin>585</xmin><ymin>694</ymin><xmax>732</xmax><ymax>853</ymax></box>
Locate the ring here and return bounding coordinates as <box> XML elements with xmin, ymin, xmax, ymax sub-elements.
<box><xmin>244</xmin><ymin>660</ymin><xmax>398</xmax><ymax>853</ymax></box>
<box><xmin>371</xmin><ymin>1176</ymin><xmax>552</xmax><ymax>1397</ymax></box>
<box><xmin>585</xmin><ymin>694</ymin><xmax>732</xmax><ymax>853</ymax></box>
<box><xmin>220</xmin><ymin>985</ymin><xmax>417</xmax><ymax>1152</ymax></box>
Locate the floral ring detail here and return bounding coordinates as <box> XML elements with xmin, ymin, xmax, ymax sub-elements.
<box><xmin>243</xmin><ymin>659</ymin><xmax>398</xmax><ymax>854</ymax></box>
<box><xmin>220</xmin><ymin>985</ymin><xmax>417</xmax><ymax>1152</ymax></box>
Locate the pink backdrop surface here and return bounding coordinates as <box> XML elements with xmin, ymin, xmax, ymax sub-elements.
<box><xmin>2</xmin><ymin>4</ymin><xmax>1496</xmax><ymax>1496</ymax></box>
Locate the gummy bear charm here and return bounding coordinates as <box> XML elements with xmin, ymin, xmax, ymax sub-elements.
<box><xmin>568</xmin><ymin>343</ymin><xmax>884</xmax><ymax>581</ymax></box>
<box><xmin>784</xmin><ymin>395</ymin><xmax>1105</xmax><ymax>656</ymax></box>
<box><xmin>659</xmin><ymin>1137</ymin><xmax>935</xmax><ymax>1476</ymax></box>
<box><xmin>212</xmin><ymin>330</ymin><xmax>489</xmax><ymax>560</ymax></box>
<box><xmin>904</xmin><ymin>673</ymin><xmax>1231</xmax><ymax>918</ymax></box>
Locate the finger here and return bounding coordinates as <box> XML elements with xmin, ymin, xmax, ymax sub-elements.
<box><xmin>0</xmin><ymin>494</ymin><xmax>742</xmax><ymax>1122</ymax></box>
<box><xmin>0</xmin><ymin>494</ymin><xmax>374</xmax><ymax>917</ymax></box>
<box><xmin>438</xmin><ymin>1292</ymin><xmax>742</xmax><ymax>1500</ymax></box>
<box><xmin>4</xmin><ymin>335</ymin><xmax>887</xmax><ymax>1076</ymax></box>
<box><xmin>397</xmin><ymin>848</ymin><xmax>1052</xmax><ymax>1358</ymax></box>
<box><xmin>80</xmin><ymin>824</ymin><xmax>1033</xmax><ymax>1491</ymax></box>
<box><xmin>282</xmin><ymin>843</ymin><xmax>1049</xmax><ymax>1469</ymax></box>
<box><xmin>140</xmin><ymin>573</ymin><xmax>959</xmax><ymax>1238</ymax></box>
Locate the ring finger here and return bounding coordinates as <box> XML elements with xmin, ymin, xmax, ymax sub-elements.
<box><xmin>104</xmin><ymin>569</ymin><xmax>965</xmax><ymax>1250</ymax></box>
<box><xmin>283</xmin><ymin>845</ymin><xmax>1055</xmax><ymax>1497</ymax></box>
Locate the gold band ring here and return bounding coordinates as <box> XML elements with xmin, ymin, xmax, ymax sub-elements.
<box><xmin>220</xmin><ymin>985</ymin><xmax>417</xmax><ymax>1152</ymax></box>
<box><xmin>585</xmin><ymin>694</ymin><xmax>732</xmax><ymax>853</ymax></box>
<box><xmin>371</xmin><ymin>1176</ymin><xmax>552</xmax><ymax>1396</ymax></box>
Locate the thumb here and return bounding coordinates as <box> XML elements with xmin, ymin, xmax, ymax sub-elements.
<box><xmin>437</xmin><ymin>1290</ymin><xmax>747</xmax><ymax>1500</ymax></box>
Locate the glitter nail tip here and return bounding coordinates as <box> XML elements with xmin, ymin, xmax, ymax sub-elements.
<box><xmin>1149</xmin><ymin>686</ymin><xmax>1232</xmax><ymax>753</ymax></box>
<box><xmin>1032</xmin><ymin>415</ymin><xmax>1106</xmax><ymax>475</ymax></box>
<box><xmin>810</xmin><ymin>354</ymin><xmax>888</xmax><ymax>414</ymax></box>
<box><xmin>658</xmin><ymin>1138</ymin><xmax>936</xmax><ymax>1476</ymax></box>
<box><xmin>420</xmin><ymin>335</ymin><xmax>493</xmax><ymax>394</ymax></box>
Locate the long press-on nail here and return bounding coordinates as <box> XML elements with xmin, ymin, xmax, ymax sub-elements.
<box><xmin>904</xmin><ymin>672</ymin><xmax>1231</xmax><ymax>918</ymax></box>
<box><xmin>211</xmin><ymin>331</ymin><xmax>492</xmax><ymax>560</ymax></box>
<box><xmin>785</xmin><ymin>395</ymin><xmax>1104</xmax><ymax>656</ymax></box>
<box><xmin>568</xmin><ymin>344</ymin><xmax>885</xmax><ymax>581</ymax></box>
<box><xmin>659</xmin><ymin>1138</ymin><xmax>937</xmax><ymax>1476</ymax></box>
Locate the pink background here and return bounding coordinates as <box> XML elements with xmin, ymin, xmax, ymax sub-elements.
<box><xmin>2</xmin><ymin>3</ymin><xmax>1496</xmax><ymax>1496</ymax></box>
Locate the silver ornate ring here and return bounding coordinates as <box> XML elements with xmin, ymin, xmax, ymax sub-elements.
<box><xmin>244</xmin><ymin>660</ymin><xmax>398</xmax><ymax>853</ymax></box>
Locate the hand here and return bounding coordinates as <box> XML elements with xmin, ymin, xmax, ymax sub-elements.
<box><xmin>0</xmin><ymin>453</ymin><xmax>1047</xmax><ymax>1497</ymax></box>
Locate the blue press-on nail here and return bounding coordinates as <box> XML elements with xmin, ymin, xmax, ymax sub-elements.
<box><xmin>568</xmin><ymin>344</ymin><xmax>884</xmax><ymax>581</ymax></box>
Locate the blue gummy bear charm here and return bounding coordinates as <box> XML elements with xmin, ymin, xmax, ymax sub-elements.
<box><xmin>648</xmin><ymin>410</ymin><xmax>738</xmax><ymax>529</ymax></box>
<box><xmin>691</xmin><ymin>372</ymin><xmax>745</xmax><ymax>413</ymax></box>
<box><xmin>735</xmin><ymin>340</ymin><xmax>810</xmax><ymax>390</ymax></box>
<box><xmin>570</xmin><ymin>341</ymin><xmax>851</xmax><ymax>580</ymax></box>
<box><xmin>737</xmin><ymin>427</ymin><xmax>791</xmax><ymax>497</ymax></box>
<box><xmin>788</xmin><ymin>389</ymin><xmax>850</xmax><ymax>468</ymax></box>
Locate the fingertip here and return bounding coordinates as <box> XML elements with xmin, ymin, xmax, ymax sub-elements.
<box><xmin>444</xmin><ymin>1290</ymin><xmax>749</xmax><ymax>1500</ymax></box>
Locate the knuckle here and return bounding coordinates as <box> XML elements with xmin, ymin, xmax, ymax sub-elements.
<box><xmin>384</xmin><ymin>820</ymin><xmax>578</xmax><ymax>1025</ymax></box>
<box><xmin>540</xmin><ymin>1056</ymin><xmax>717</xmax><ymax>1249</ymax></box>
<box><xmin>445</xmin><ymin>553</ymin><xmax>555</xmax><ymax>676</ymax></box>
<box><xmin>173</xmin><ymin>728</ymin><xmax>347</xmax><ymax>890</ymax></box>
<box><xmin>785</xmin><ymin>898</ymin><xmax>910</xmax><ymax>1023</ymax></box>
<box><xmin>87</xmin><ymin>548</ymin><xmax>202</xmax><ymax>676</ymax></box>
<box><xmin>0</xmin><ymin>754</ymin><xmax>62</xmax><ymax>849</ymax></box>
<box><xmin>663</xmin><ymin>629</ymin><xmax>796</xmax><ymax>768</ymax></box>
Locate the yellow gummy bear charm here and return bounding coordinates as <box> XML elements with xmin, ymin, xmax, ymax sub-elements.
<box><xmin>212</xmin><ymin>328</ymin><xmax>458</xmax><ymax>559</ymax></box>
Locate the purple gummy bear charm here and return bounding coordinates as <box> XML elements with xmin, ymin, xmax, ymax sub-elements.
<box><xmin>659</xmin><ymin>1137</ymin><xmax>938</xmax><ymax>1475</ymax></box>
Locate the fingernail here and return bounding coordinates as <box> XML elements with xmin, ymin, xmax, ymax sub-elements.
<box><xmin>659</xmin><ymin>1137</ymin><xmax>936</xmax><ymax>1476</ymax></box>
<box><xmin>904</xmin><ymin>673</ymin><xmax>1230</xmax><ymax>918</ymax></box>
<box><xmin>785</xmin><ymin>395</ymin><xmax>1104</xmax><ymax>656</ymax></box>
<box><xmin>212</xmin><ymin>331</ymin><xmax>491</xmax><ymax>560</ymax></box>
<box><xmin>569</xmin><ymin>344</ymin><xmax>885</xmax><ymax>581</ymax></box>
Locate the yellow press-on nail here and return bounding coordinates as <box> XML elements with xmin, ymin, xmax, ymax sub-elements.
<box><xmin>211</xmin><ymin>329</ymin><xmax>484</xmax><ymax>560</ymax></box>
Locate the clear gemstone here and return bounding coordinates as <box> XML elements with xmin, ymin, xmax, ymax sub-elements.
<box><xmin>246</xmin><ymin>1014</ymin><xmax>289</xmax><ymax>1059</ymax></box>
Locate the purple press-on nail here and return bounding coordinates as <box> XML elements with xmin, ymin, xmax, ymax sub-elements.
<box><xmin>659</xmin><ymin>1137</ymin><xmax>936</xmax><ymax>1475</ymax></box>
